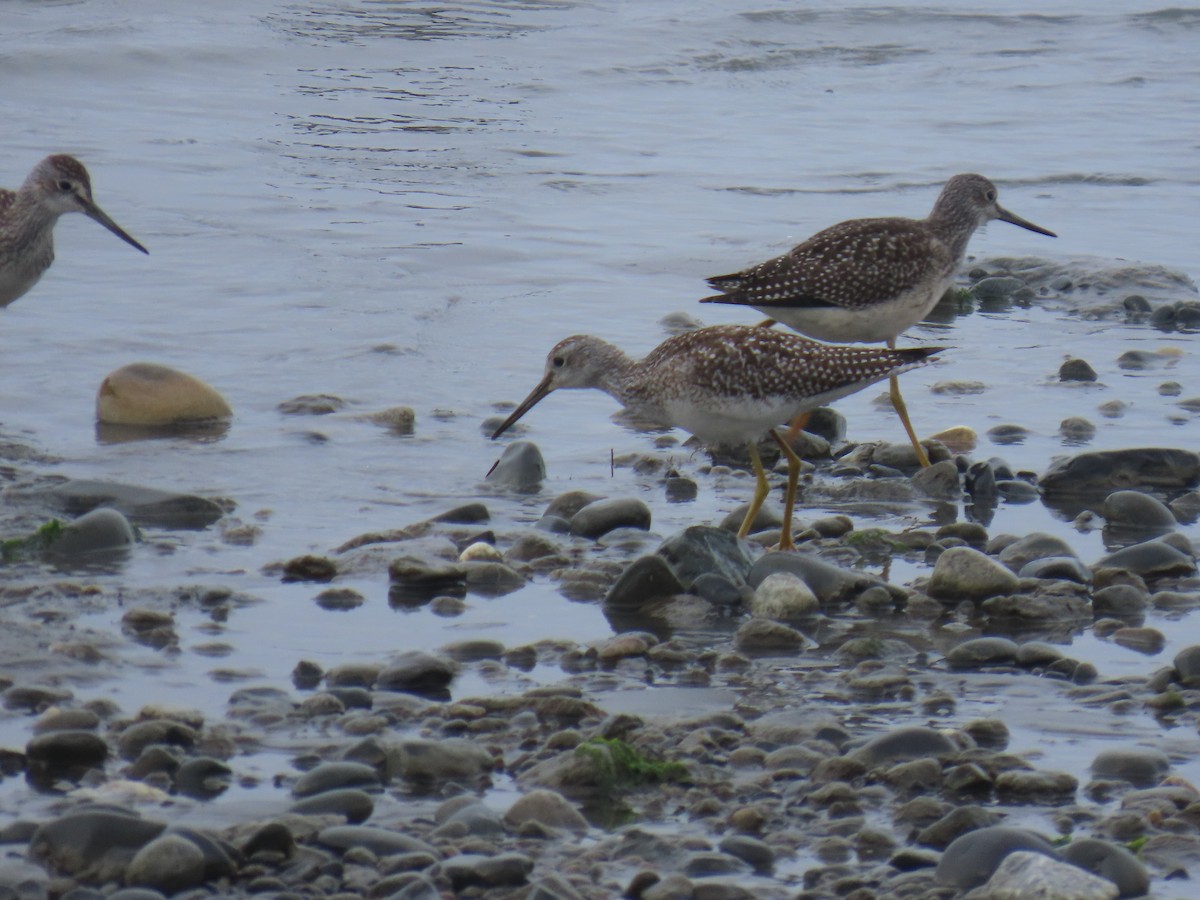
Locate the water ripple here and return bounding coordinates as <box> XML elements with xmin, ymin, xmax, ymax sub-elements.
<box><xmin>270</xmin><ymin>0</ymin><xmax>575</xmax><ymax>44</ymax></box>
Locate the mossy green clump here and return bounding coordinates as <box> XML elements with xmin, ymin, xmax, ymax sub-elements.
<box><xmin>837</xmin><ymin>636</ymin><xmax>889</xmax><ymax>660</ymax></box>
<box><xmin>843</xmin><ymin>528</ymin><xmax>911</xmax><ymax>555</ymax></box>
<box><xmin>575</xmin><ymin>737</ymin><xmax>689</xmax><ymax>787</ymax></box>
<box><xmin>1127</xmin><ymin>835</ymin><xmax>1148</xmax><ymax>854</ymax></box>
<box><xmin>1</xmin><ymin>518</ymin><xmax>65</xmax><ymax>562</ymax></box>
<box><xmin>1157</xmin><ymin>689</ymin><xmax>1186</xmax><ymax>711</ymax></box>
<box><xmin>844</xmin><ymin>532</ymin><xmax>907</xmax><ymax>554</ymax></box>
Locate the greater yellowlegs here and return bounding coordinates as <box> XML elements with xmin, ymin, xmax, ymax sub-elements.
<box><xmin>0</xmin><ymin>155</ymin><xmax>147</xmax><ymax>308</ymax></box>
<box><xmin>491</xmin><ymin>324</ymin><xmax>939</xmax><ymax>550</ymax></box>
<box><xmin>701</xmin><ymin>174</ymin><xmax>1054</xmax><ymax>466</ymax></box>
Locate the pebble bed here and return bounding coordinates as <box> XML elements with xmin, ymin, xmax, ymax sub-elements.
<box><xmin>3</xmin><ymin>260</ymin><xmax>1200</xmax><ymax>899</ymax></box>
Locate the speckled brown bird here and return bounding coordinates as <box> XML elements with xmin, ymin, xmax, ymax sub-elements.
<box><xmin>0</xmin><ymin>154</ymin><xmax>148</xmax><ymax>308</ymax></box>
<box><xmin>701</xmin><ymin>174</ymin><xmax>1055</xmax><ymax>465</ymax></box>
<box><xmin>491</xmin><ymin>324</ymin><xmax>940</xmax><ymax>550</ymax></box>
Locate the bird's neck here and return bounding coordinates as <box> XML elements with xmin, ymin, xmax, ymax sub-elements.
<box><xmin>586</xmin><ymin>340</ymin><xmax>642</xmax><ymax>406</ymax></box>
<box><xmin>926</xmin><ymin>202</ymin><xmax>979</xmax><ymax>264</ymax></box>
<box><xmin>5</xmin><ymin>190</ymin><xmax>60</xmax><ymax>255</ymax></box>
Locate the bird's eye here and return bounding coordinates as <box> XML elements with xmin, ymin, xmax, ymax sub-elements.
<box><xmin>985</xmin><ymin>190</ymin><xmax>996</xmax><ymax>202</ymax></box>
<box><xmin>551</xmin><ymin>356</ymin><xmax>565</xmax><ymax>368</ymax></box>
<box><xmin>57</xmin><ymin>180</ymin><xmax>73</xmax><ymax>192</ymax></box>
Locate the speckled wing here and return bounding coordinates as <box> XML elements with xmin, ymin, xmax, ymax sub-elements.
<box><xmin>703</xmin><ymin>217</ymin><xmax>947</xmax><ymax>312</ymax></box>
<box><xmin>636</xmin><ymin>326</ymin><xmax>938</xmax><ymax>406</ymax></box>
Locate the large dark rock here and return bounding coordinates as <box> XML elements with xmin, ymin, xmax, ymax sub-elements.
<box><xmin>383</xmin><ymin>738</ymin><xmax>494</xmax><ymax>783</ymax></box>
<box><xmin>1041</xmin><ymin>449</ymin><xmax>1200</xmax><ymax>498</ymax></box>
<box><xmin>47</xmin><ymin>509</ymin><xmax>136</xmax><ymax>558</ymax></box>
<box><xmin>656</xmin><ymin>526</ymin><xmax>758</xmax><ymax>590</ymax></box>
<box><xmin>1060</xmin><ymin>837</ymin><xmax>1150</xmax><ymax>898</ymax></box>
<box><xmin>1096</xmin><ymin>539</ymin><xmax>1196</xmax><ymax>580</ymax></box>
<box><xmin>376</xmin><ymin>651</ymin><xmax>457</xmax><ymax>698</ymax></box>
<box><xmin>604</xmin><ymin>555</ymin><xmax>685</xmax><ymax>612</ymax></box>
<box><xmin>853</xmin><ymin>726</ymin><xmax>958</xmax><ymax>767</ymax></box>
<box><xmin>748</xmin><ymin>552</ymin><xmax>888</xmax><ymax>606</ymax></box>
<box><xmin>570</xmin><ymin>498</ymin><xmax>651</xmax><ymax>539</ymax></box>
<box><xmin>316</xmin><ymin>825</ymin><xmax>439</xmax><ymax>858</ymax></box>
<box><xmin>291</xmin><ymin>761</ymin><xmax>382</xmax><ymax>798</ymax></box>
<box><xmin>28</xmin><ymin>811</ymin><xmax>166</xmax><ymax>883</ymax></box>
<box><xmin>936</xmin><ymin>825</ymin><xmax>1060</xmax><ymax>890</ymax></box>
<box><xmin>13</xmin><ymin>479</ymin><xmax>224</xmax><ymax>529</ymax></box>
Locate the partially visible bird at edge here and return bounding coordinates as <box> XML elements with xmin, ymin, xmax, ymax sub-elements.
<box><xmin>0</xmin><ymin>154</ymin><xmax>148</xmax><ymax>309</ymax></box>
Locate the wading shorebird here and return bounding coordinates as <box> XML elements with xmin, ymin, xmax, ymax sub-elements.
<box><xmin>491</xmin><ymin>324</ymin><xmax>940</xmax><ymax>550</ymax></box>
<box><xmin>0</xmin><ymin>154</ymin><xmax>148</xmax><ymax>308</ymax></box>
<box><xmin>701</xmin><ymin>174</ymin><xmax>1054</xmax><ymax>466</ymax></box>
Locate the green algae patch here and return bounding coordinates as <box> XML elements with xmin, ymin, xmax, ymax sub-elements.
<box><xmin>575</xmin><ymin>737</ymin><xmax>689</xmax><ymax>789</ymax></box>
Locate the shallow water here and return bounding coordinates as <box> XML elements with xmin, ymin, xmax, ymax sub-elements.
<box><xmin>3</xmin><ymin>0</ymin><xmax>1200</xmax><ymax>826</ymax></box>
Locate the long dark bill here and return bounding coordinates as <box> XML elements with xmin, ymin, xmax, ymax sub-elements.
<box><xmin>83</xmin><ymin>198</ymin><xmax>149</xmax><ymax>254</ymax></box>
<box><xmin>996</xmin><ymin>206</ymin><xmax>1056</xmax><ymax>238</ymax></box>
<box><xmin>491</xmin><ymin>373</ymin><xmax>554</xmax><ymax>439</ymax></box>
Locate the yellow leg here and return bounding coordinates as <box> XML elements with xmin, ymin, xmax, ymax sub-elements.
<box><xmin>782</xmin><ymin>410</ymin><xmax>811</xmax><ymax>446</ymax></box>
<box><xmin>769</xmin><ymin>429</ymin><xmax>801</xmax><ymax>552</ymax></box>
<box><xmin>737</xmin><ymin>442</ymin><xmax>772</xmax><ymax>540</ymax></box>
<box><xmin>887</xmin><ymin>337</ymin><xmax>931</xmax><ymax>468</ymax></box>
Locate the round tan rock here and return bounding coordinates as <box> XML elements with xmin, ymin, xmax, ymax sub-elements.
<box><xmin>927</xmin><ymin>546</ymin><xmax>1020</xmax><ymax>601</ymax></box>
<box><xmin>96</xmin><ymin>363</ymin><xmax>231</xmax><ymax>426</ymax></box>
<box><xmin>929</xmin><ymin>425</ymin><xmax>977</xmax><ymax>454</ymax></box>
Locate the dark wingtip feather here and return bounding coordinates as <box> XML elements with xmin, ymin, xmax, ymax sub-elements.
<box><xmin>705</xmin><ymin>273</ymin><xmax>743</xmax><ymax>291</ymax></box>
<box><xmin>899</xmin><ymin>346</ymin><xmax>947</xmax><ymax>362</ymax></box>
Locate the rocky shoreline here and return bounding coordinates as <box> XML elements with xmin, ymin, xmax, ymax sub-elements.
<box><xmin>3</xmin><ymin>260</ymin><xmax>1200</xmax><ymax>899</ymax></box>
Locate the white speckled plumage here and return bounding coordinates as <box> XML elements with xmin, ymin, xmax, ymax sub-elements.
<box><xmin>492</xmin><ymin>324</ymin><xmax>939</xmax><ymax>549</ymax></box>
<box><xmin>702</xmin><ymin>174</ymin><xmax>1055</xmax><ymax>343</ymax></box>
<box><xmin>0</xmin><ymin>154</ymin><xmax>147</xmax><ymax>309</ymax></box>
